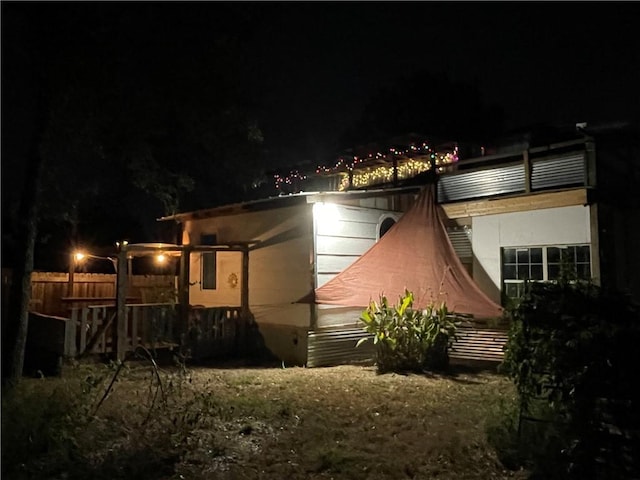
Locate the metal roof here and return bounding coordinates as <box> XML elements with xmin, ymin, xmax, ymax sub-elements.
<box><xmin>157</xmin><ymin>185</ymin><xmax>424</xmax><ymax>223</ymax></box>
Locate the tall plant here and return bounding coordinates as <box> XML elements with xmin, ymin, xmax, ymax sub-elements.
<box><xmin>500</xmin><ymin>278</ymin><xmax>640</xmax><ymax>478</ymax></box>
<box><xmin>357</xmin><ymin>290</ymin><xmax>461</xmax><ymax>373</ymax></box>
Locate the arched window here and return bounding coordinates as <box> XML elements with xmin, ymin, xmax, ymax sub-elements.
<box><xmin>378</xmin><ymin>216</ymin><xmax>397</xmax><ymax>239</ymax></box>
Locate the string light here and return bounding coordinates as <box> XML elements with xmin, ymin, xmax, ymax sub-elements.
<box><xmin>273</xmin><ymin>141</ymin><xmax>459</xmax><ymax>192</ymax></box>
<box><xmin>349</xmin><ymin>159</ymin><xmax>433</xmax><ymax>189</ymax></box>
<box><xmin>274</xmin><ymin>169</ymin><xmax>307</xmax><ymax>192</ymax></box>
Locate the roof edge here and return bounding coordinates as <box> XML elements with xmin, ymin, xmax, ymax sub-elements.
<box><xmin>157</xmin><ymin>185</ymin><xmax>424</xmax><ymax>223</ymax></box>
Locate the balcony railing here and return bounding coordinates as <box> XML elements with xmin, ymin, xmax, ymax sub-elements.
<box><xmin>437</xmin><ymin>139</ymin><xmax>592</xmax><ymax>203</ymax></box>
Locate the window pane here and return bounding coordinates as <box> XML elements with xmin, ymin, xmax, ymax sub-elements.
<box><xmin>548</xmin><ymin>264</ymin><xmax>560</xmax><ymax>280</ymax></box>
<box><xmin>577</xmin><ymin>263</ymin><xmax>591</xmax><ymax>279</ymax></box>
<box><xmin>530</xmin><ymin>264</ymin><xmax>543</xmax><ymax>280</ymax></box>
<box><xmin>576</xmin><ymin>245</ymin><xmax>590</xmax><ymax>263</ymax></box>
<box><xmin>530</xmin><ymin>248</ymin><xmax>542</xmax><ymax>263</ymax></box>
<box><xmin>561</xmin><ymin>247</ymin><xmax>574</xmax><ymax>263</ymax></box>
<box><xmin>202</xmin><ymin>252</ymin><xmax>217</xmax><ymax>289</ymax></box>
<box><xmin>503</xmin><ymin>264</ymin><xmax>517</xmax><ymax>279</ymax></box>
<box><xmin>517</xmin><ymin>249</ymin><xmax>529</xmax><ymax>263</ymax></box>
<box><xmin>503</xmin><ymin>248</ymin><xmax>516</xmax><ymax>264</ymax></box>
<box><xmin>517</xmin><ymin>266</ymin><xmax>529</xmax><ymax>280</ymax></box>
<box><xmin>201</xmin><ymin>234</ymin><xmax>217</xmax><ymax>246</ymax></box>
<box><xmin>547</xmin><ymin>247</ymin><xmax>561</xmax><ymax>263</ymax></box>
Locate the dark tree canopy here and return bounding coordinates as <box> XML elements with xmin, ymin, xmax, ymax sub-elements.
<box><xmin>338</xmin><ymin>69</ymin><xmax>505</xmax><ymax>151</ymax></box>
<box><xmin>2</xmin><ymin>3</ymin><xmax>266</xmax><ymax>271</ymax></box>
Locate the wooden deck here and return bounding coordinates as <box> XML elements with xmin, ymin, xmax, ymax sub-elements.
<box><xmin>61</xmin><ymin>303</ymin><xmax>242</xmax><ymax>361</ymax></box>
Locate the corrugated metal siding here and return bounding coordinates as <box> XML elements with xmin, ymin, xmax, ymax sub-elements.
<box><xmin>531</xmin><ymin>153</ymin><xmax>585</xmax><ymax>190</ymax></box>
<box><xmin>307</xmin><ymin>328</ymin><xmax>375</xmax><ymax>367</ymax></box>
<box><xmin>447</xmin><ymin>228</ymin><xmax>472</xmax><ymax>259</ymax></box>
<box><xmin>307</xmin><ymin>324</ymin><xmax>509</xmax><ymax>367</ymax></box>
<box><xmin>437</xmin><ymin>164</ymin><xmax>525</xmax><ymax>202</ymax></box>
<box><xmin>449</xmin><ymin>325</ymin><xmax>508</xmax><ymax>362</ymax></box>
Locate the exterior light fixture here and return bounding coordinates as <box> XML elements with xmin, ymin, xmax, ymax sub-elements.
<box><xmin>313</xmin><ymin>202</ymin><xmax>340</xmax><ymax>234</ymax></box>
<box><xmin>71</xmin><ymin>250</ymin><xmax>118</xmax><ymax>272</ymax></box>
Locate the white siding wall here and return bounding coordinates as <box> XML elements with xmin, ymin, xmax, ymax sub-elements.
<box><xmin>314</xmin><ymin>203</ymin><xmax>401</xmax><ymax>328</ymax></box>
<box><xmin>189</xmin><ymin>251</ymin><xmax>242</xmax><ymax>306</ymax></box>
<box><xmin>315</xmin><ymin>204</ymin><xmax>400</xmax><ymax>287</ymax></box>
<box><xmin>472</xmin><ymin>205</ymin><xmax>592</xmax><ymax>302</ymax></box>
<box><xmin>184</xmin><ymin>204</ymin><xmax>313</xmax><ymax>324</ymax></box>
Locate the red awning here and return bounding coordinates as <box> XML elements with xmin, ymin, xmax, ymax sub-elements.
<box><xmin>304</xmin><ymin>184</ymin><xmax>503</xmax><ymax>319</ymax></box>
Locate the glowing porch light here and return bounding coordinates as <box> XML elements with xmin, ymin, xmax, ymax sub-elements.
<box><xmin>313</xmin><ymin>202</ymin><xmax>340</xmax><ymax>233</ymax></box>
<box><xmin>155</xmin><ymin>253</ymin><xmax>167</xmax><ymax>265</ymax></box>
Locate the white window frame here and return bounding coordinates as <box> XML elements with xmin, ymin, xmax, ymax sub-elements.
<box><xmin>501</xmin><ymin>244</ymin><xmax>591</xmax><ymax>300</ymax></box>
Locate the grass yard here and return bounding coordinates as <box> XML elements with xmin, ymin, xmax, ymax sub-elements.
<box><xmin>2</xmin><ymin>359</ymin><xmax>528</xmax><ymax>480</ymax></box>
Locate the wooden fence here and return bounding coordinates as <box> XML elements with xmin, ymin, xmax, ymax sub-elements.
<box><xmin>27</xmin><ymin>272</ymin><xmax>177</xmax><ymax>317</ymax></box>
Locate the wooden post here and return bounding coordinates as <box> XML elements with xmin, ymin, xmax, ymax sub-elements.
<box><xmin>64</xmin><ymin>311</ymin><xmax>77</xmax><ymax>357</ymax></box>
<box><xmin>239</xmin><ymin>245</ymin><xmax>250</xmax><ymax>355</ymax></box>
<box><xmin>523</xmin><ymin>150</ymin><xmax>531</xmax><ymax>193</ymax></box>
<box><xmin>67</xmin><ymin>254</ymin><xmax>75</xmax><ymax>297</ymax></box>
<box><xmin>115</xmin><ymin>242</ymin><xmax>129</xmax><ymax>361</ymax></box>
<box><xmin>178</xmin><ymin>246</ymin><xmax>191</xmax><ymax>340</ymax></box>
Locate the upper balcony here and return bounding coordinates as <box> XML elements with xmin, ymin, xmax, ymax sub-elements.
<box><xmin>270</xmin><ymin>135</ymin><xmax>595</xmax><ymax>206</ymax></box>
<box><xmin>436</xmin><ymin>137</ymin><xmax>594</xmax><ymax>204</ymax></box>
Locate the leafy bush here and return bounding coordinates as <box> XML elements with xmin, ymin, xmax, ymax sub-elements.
<box><xmin>357</xmin><ymin>290</ymin><xmax>461</xmax><ymax>373</ymax></box>
<box><xmin>498</xmin><ymin>279</ymin><xmax>640</xmax><ymax>478</ymax></box>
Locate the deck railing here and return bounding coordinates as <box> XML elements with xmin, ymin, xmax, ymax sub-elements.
<box><xmin>66</xmin><ymin>304</ymin><xmax>242</xmax><ymax>360</ymax></box>
<box><xmin>437</xmin><ymin>140</ymin><xmax>592</xmax><ymax>203</ymax></box>
<box><xmin>183</xmin><ymin>306</ymin><xmax>241</xmax><ymax>360</ymax></box>
<box><xmin>68</xmin><ymin>303</ymin><xmax>178</xmax><ymax>357</ymax></box>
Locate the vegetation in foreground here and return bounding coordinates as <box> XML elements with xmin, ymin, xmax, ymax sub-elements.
<box><xmin>6</xmin><ymin>278</ymin><xmax>638</xmax><ymax>480</ymax></box>
<box><xmin>500</xmin><ymin>278</ymin><xmax>640</xmax><ymax>479</ymax></box>
<box><xmin>2</xmin><ymin>358</ymin><xmax>524</xmax><ymax>480</ymax></box>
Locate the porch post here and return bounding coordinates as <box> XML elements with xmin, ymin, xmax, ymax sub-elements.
<box><xmin>523</xmin><ymin>149</ymin><xmax>532</xmax><ymax>193</ymax></box>
<box><xmin>67</xmin><ymin>253</ymin><xmax>75</xmax><ymax>297</ymax></box>
<box><xmin>240</xmin><ymin>245</ymin><xmax>249</xmax><ymax>355</ymax></box>
<box><xmin>115</xmin><ymin>241</ymin><xmax>129</xmax><ymax>361</ymax></box>
<box><xmin>177</xmin><ymin>245</ymin><xmax>191</xmax><ymax>340</ymax></box>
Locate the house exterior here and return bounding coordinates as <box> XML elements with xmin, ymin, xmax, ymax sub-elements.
<box><xmin>166</xmin><ymin>188</ymin><xmax>419</xmax><ymax>365</ymax></box>
<box><xmin>162</xmin><ymin>121</ymin><xmax>640</xmax><ymax>366</ymax></box>
<box><xmin>437</xmin><ymin>122</ymin><xmax>640</xmax><ymax>308</ymax></box>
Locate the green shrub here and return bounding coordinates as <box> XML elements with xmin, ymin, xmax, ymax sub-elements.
<box><xmin>498</xmin><ymin>279</ymin><xmax>640</xmax><ymax>478</ymax></box>
<box><xmin>357</xmin><ymin>290</ymin><xmax>461</xmax><ymax>373</ymax></box>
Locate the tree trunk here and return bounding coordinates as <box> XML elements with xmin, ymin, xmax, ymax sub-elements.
<box><xmin>2</xmin><ymin>91</ymin><xmax>47</xmax><ymax>385</ymax></box>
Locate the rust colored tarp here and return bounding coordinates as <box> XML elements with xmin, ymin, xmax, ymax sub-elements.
<box><xmin>304</xmin><ymin>184</ymin><xmax>503</xmax><ymax>319</ymax></box>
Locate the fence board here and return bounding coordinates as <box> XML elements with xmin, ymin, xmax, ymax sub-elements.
<box><xmin>25</xmin><ymin>272</ymin><xmax>177</xmax><ymax>317</ymax></box>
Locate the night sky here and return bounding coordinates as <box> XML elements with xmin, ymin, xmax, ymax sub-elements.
<box><xmin>2</xmin><ymin>2</ymin><xmax>640</xmax><ymax>270</ymax></box>
<box><xmin>251</xmin><ymin>3</ymin><xmax>640</xmax><ymax>163</ymax></box>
